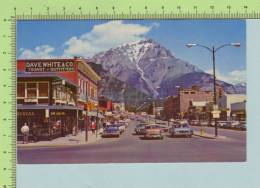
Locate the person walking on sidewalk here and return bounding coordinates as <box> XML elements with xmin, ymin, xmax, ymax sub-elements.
<box><xmin>31</xmin><ymin>123</ymin><xmax>38</xmax><ymax>142</ymax></box>
<box><xmin>21</xmin><ymin>123</ymin><xmax>29</xmax><ymax>144</ymax></box>
<box><xmin>91</xmin><ymin>121</ymin><xmax>96</xmax><ymax>134</ymax></box>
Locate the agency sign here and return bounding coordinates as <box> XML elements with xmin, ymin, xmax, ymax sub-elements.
<box><xmin>25</xmin><ymin>61</ymin><xmax>75</xmax><ymax>72</ymax></box>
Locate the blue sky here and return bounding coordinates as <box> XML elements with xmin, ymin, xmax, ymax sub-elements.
<box><xmin>17</xmin><ymin>20</ymin><xmax>246</xmax><ymax>84</ymax></box>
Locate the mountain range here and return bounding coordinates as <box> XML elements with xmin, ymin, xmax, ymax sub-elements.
<box><xmin>88</xmin><ymin>39</ymin><xmax>245</xmax><ymax>105</ymax></box>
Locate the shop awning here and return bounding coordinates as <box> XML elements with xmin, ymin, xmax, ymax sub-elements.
<box><xmin>17</xmin><ymin>104</ymin><xmax>84</xmax><ymax>110</ymax></box>
<box><xmin>17</xmin><ymin>71</ymin><xmax>78</xmax><ymax>88</ymax></box>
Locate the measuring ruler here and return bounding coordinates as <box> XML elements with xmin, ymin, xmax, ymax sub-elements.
<box><xmin>0</xmin><ymin>0</ymin><xmax>259</xmax><ymax>187</ymax></box>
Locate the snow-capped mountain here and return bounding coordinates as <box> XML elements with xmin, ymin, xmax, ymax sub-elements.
<box><xmin>91</xmin><ymin>39</ymin><xmax>201</xmax><ymax>97</ymax></box>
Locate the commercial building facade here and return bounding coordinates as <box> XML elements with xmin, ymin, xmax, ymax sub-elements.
<box><xmin>163</xmin><ymin>86</ymin><xmax>214</xmax><ymax>120</ymax></box>
<box><xmin>17</xmin><ymin>58</ymin><xmax>101</xmax><ymax>141</ymax></box>
<box><xmin>218</xmin><ymin>94</ymin><xmax>246</xmax><ymax>120</ymax></box>
<box><xmin>230</xmin><ymin>101</ymin><xmax>246</xmax><ymax>121</ymax></box>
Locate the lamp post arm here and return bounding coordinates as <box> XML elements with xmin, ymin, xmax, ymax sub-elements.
<box><xmin>196</xmin><ymin>44</ymin><xmax>213</xmax><ymax>52</ymax></box>
<box><xmin>215</xmin><ymin>44</ymin><xmax>232</xmax><ymax>52</ymax></box>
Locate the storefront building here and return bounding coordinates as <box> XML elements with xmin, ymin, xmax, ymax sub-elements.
<box><xmin>163</xmin><ymin>86</ymin><xmax>214</xmax><ymax>120</ymax></box>
<box><xmin>17</xmin><ymin>58</ymin><xmax>101</xmax><ymax>141</ymax></box>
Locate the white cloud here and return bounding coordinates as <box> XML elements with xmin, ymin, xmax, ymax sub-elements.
<box><xmin>63</xmin><ymin>20</ymin><xmax>159</xmax><ymax>57</ymax></box>
<box><xmin>19</xmin><ymin>45</ymin><xmax>56</xmax><ymax>59</ymax></box>
<box><xmin>206</xmin><ymin>69</ymin><xmax>246</xmax><ymax>85</ymax></box>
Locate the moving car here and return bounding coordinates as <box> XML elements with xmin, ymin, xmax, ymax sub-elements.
<box><xmin>190</xmin><ymin>120</ymin><xmax>200</xmax><ymax>126</ymax></box>
<box><xmin>102</xmin><ymin>125</ymin><xmax>120</xmax><ymax>137</ymax></box>
<box><xmin>170</xmin><ymin>123</ymin><xmax>193</xmax><ymax>138</ymax></box>
<box><xmin>116</xmin><ymin>123</ymin><xmax>126</xmax><ymax>134</ymax></box>
<box><xmin>134</xmin><ymin>123</ymin><xmax>147</xmax><ymax>135</ymax></box>
<box><xmin>144</xmin><ymin>124</ymin><xmax>163</xmax><ymax>139</ymax></box>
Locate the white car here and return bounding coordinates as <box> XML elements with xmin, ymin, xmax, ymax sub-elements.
<box><xmin>116</xmin><ymin>123</ymin><xmax>126</xmax><ymax>134</ymax></box>
<box><xmin>229</xmin><ymin>120</ymin><xmax>240</xmax><ymax>128</ymax></box>
<box><xmin>170</xmin><ymin>123</ymin><xmax>193</xmax><ymax>138</ymax></box>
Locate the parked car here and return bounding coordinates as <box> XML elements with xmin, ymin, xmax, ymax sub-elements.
<box><xmin>144</xmin><ymin>124</ymin><xmax>163</xmax><ymax>139</ymax></box>
<box><xmin>102</xmin><ymin>125</ymin><xmax>120</xmax><ymax>137</ymax></box>
<box><xmin>200</xmin><ymin>121</ymin><xmax>209</xmax><ymax>127</ymax></box>
<box><xmin>235</xmin><ymin>123</ymin><xmax>247</xmax><ymax>131</ymax></box>
<box><xmin>218</xmin><ymin>121</ymin><xmax>228</xmax><ymax>128</ymax></box>
<box><xmin>170</xmin><ymin>123</ymin><xmax>193</xmax><ymax>138</ymax></box>
<box><xmin>229</xmin><ymin>120</ymin><xmax>240</xmax><ymax>128</ymax></box>
<box><xmin>157</xmin><ymin>124</ymin><xmax>169</xmax><ymax>133</ymax></box>
<box><xmin>135</xmin><ymin>123</ymin><xmax>147</xmax><ymax>135</ymax></box>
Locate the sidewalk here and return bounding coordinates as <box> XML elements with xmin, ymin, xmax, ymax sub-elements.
<box><xmin>17</xmin><ymin>130</ymin><xmax>102</xmax><ymax>148</ymax></box>
<box><xmin>193</xmin><ymin>131</ymin><xmax>227</xmax><ymax>139</ymax></box>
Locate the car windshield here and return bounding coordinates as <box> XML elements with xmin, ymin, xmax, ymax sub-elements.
<box><xmin>137</xmin><ymin>124</ymin><xmax>146</xmax><ymax>128</ymax></box>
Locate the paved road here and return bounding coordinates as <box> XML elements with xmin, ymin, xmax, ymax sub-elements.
<box><xmin>18</xmin><ymin>120</ymin><xmax>246</xmax><ymax>164</ymax></box>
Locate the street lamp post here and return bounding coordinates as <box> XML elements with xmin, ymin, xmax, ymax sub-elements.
<box><xmin>96</xmin><ymin>105</ymin><xmax>99</xmax><ymax>138</ymax></box>
<box><xmin>186</xmin><ymin>43</ymin><xmax>240</xmax><ymax>137</ymax></box>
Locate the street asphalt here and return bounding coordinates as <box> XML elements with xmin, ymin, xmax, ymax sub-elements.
<box><xmin>18</xmin><ymin>120</ymin><xmax>246</xmax><ymax>164</ymax></box>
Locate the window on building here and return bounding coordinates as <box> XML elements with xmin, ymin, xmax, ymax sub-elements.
<box><xmin>54</xmin><ymin>85</ymin><xmax>62</xmax><ymax>99</ymax></box>
<box><xmin>26</xmin><ymin>82</ymin><xmax>37</xmax><ymax>98</ymax></box>
<box><xmin>91</xmin><ymin>88</ymin><xmax>95</xmax><ymax>98</ymax></box>
<box><xmin>86</xmin><ymin>81</ymin><xmax>88</xmax><ymax>95</ymax></box>
<box><xmin>17</xmin><ymin>82</ymin><xmax>25</xmax><ymax>97</ymax></box>
<box><xmin>38</xmin><ymin>82</ymin><xmax>48</xmax><ymax>97</ymax></box>
<box><xmin>61</xmin><ymin>86</ymin><xmax>67</xmax><ymax>101</ymax></box>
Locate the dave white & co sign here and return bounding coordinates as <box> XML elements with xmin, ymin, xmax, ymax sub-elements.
<box><xmin>25</xmin><ymin>61</ymin><xmax>75</xmax><ymax>72</ymax></box>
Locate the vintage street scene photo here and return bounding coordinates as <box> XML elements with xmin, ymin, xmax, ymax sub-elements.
<box><xmin>17</xmin><ymin>20</ymin><xmax>246</xmax><ymax>163</ymax></box>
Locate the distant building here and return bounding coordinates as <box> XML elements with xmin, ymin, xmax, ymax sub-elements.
<box><xmin>218</xmin><ymin>94</ymin><xmax>246</xmax><ymax>120</ymax></box>
<box><xmin>230</xmin><ymin>101</ymin><xmax>246</xmax><ymax>121</ymax></box>
<box><xmin>113</xmin><ymin>102</ymin><xmax>126</xmax><ymax>113</ymax></box>
<box><xmin>163</xmin><ymin>86</ymin><xmax>214</xmax><ymax>120</ymax></box>
<box><xmin>187</xmin><ymin>101</ymin><xmax>212</xmax><ymax>120</ymax></box>
<box><xmin>98</xmin><ymin>96</ymin><xmax>113</xmax><ymax>112</ymax></box>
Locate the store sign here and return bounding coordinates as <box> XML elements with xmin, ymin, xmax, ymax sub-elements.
<box><xmin>25</xmin><ymin>61</ymin><xmax>74</xmax><ymax>72</ymax></box>
<box><xmin>17</xmin><ymin>111</ymin><xmax>35</xmax><ymax>116</ymax></box>
<box><xmin>52</xmin><ymin>80</ymin><xmax>66</xmax><ymax>85</ymax></box>
<box><xmin>50</xmin><ymin>111</ymin><xmax>66</xmax><ymax>116</ymax></box>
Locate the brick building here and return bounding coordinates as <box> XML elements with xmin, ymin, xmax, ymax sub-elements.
<box><xmin>163</xmin><ymin>86</ymin><xmax>215</xmax><ymax>120</ymax></box>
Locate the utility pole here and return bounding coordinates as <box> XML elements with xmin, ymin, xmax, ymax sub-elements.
<box><xmin>186</xmin><ymin>42</ymin><xmax>240</xmax><ymax>137</ymax></box>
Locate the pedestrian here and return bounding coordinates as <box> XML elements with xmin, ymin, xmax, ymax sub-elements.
<box><xmin>21</xmin><ymin>123</ymin><xmax>29</xmax><ymax>144</ymax></box>
<box><xmin>72</xmin><ymin>126</ymin><xmax>76</xmax><ymax>136</ymax></box>
<box><xmin>91</xmin><ymin>121</ymin><xmax>96</xmax><ymax>134</ymax></box>
<box><xmin>31</xmin><ymin>122</ymin><xmax>38</xmax><ymax>142</ymax></box>
<box><xmin>103</xmin><ymin>122</ymin><xmax>106</xmax><ymax>129</ymax></box>
<box><xmin>60</xmin><ymin>121</ymin><xmax>65</xmax><ymax>137</ymax></box>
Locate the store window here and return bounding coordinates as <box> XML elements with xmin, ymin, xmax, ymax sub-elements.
<box><xmin>61</xmin><ymin>86</ymin><xmax>67</xmax><ymax>101</ymax></box>
<box><xmin>17</xmin><ymin>82</ymin><xmax>25</xmax><ymax>97</ymax></box>
<box><xmin>91</xmin><ymin>88</ymin><xmax>95</xmax><ymax>98</ymax></box>
<box><xmin>27</xmin><ymin>82</ymin><xmax>37</xmax><ymax>98</ymax></box>
<box><xmin>53</xmin><ymin>85</ymin><xmax>61</xmax><ymax>99</ymax></box>
<box><xmin>38</xmin><ymin>82</ymin><xmax>49</xmax><ymax>97</ymax></box>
